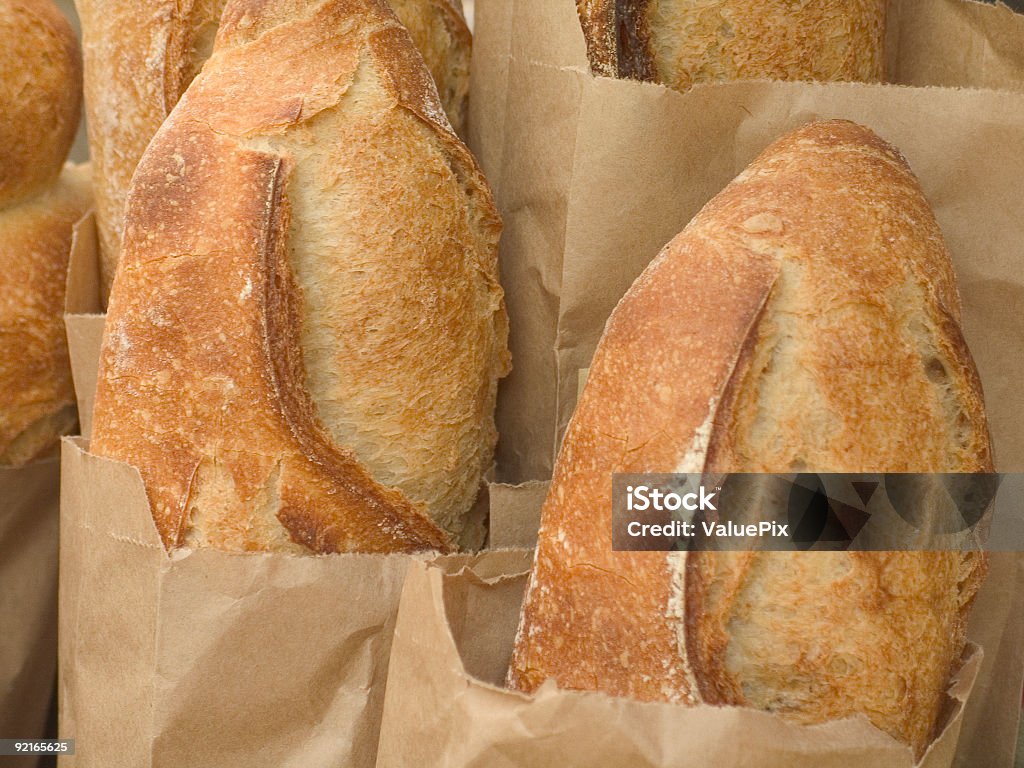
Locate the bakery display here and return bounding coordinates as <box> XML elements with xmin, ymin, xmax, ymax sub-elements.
<box><xmin>509</xmin><ymin>120</ymin><xmax>991</xmax><ymax>757</ymax></box>
<box><xmin>32</xmin><ymin>0</ymin><xmax>1024</xmax><ymax>761</ymax></box>
<box><xmin>576</xmin><ymin>0</ymin><xmax>887</xmax><ymax>89</ymax></box>
<box><xmin>0</xmin><ymin>0</ymin><xmax>92</xmax><ymax>465</ymax></box>
<box><xmin>90</xmin><ymin>0</ymin><xmax>509</xmax><ymax>554</ymax></box>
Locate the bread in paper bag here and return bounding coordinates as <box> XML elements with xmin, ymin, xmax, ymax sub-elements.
<box><xmin>91</xmin><ymin>0</ymin><xmax>509</xmax><ymax>554</ymax></box>
<box><xmin>509</xmin><ymin>120</ymin><xmax>991</xmax><ymax>757</ymax></box>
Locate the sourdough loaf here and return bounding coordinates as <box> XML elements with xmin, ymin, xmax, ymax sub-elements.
<box><xmin>91</xmin><ymin>0</ymin><xmax>509</xmax><ymax>555</ymax></box>
<box><xmin>509</xmin><ymin>120</ymin><xmax>991</xmax><ymax>757</ymax></box>
<box><xmin>0</xmin><ymin>0</ymin><xmax>92</xmax><ymax>465</ymax></box>
<box><xmin>576</xmin><ymin>0</ymin><xmax>886</xmax><ymax>89</ymax></box>
<box><xmin>77</xmin><ymin>0</ymin><xmax>472</xmax><ymax>304</ymax></box>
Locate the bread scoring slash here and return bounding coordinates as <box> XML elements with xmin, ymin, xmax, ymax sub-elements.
<box><xmin>509</xmin><ymin>120</ymin><xmax>991</xmax><ymax>758</ymax></box>
<box><xmin>91</xmin><ymin>0</ymin><xmax>510</xmax><ymax>555</ymax></box>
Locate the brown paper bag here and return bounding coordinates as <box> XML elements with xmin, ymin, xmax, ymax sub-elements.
<box><xmin>469</xmin><ymin>1</ymin><xmax>1024</xmax><ymax>764</ymax></box>
<box><xmin>888</xmin><ymin>0</ymin><xmax>1024</xmax><ymax>88</ymax></box>
<box><xmin>0</xmin><ymin>461</ymin><xmax>59</xmax><ymax>768</ymax></box>
<box><xmin>63</xmin><ymin>213</ymin><xmax>103</xmax><ymax>442</ymax></box>
<box><xmin>58</xmin><ymin>438</ymin><xmax>423</xmax><ymax>768</ymax></box>
<box><xmin>377</xmin><ymin>548</ymin><xmax>982</xmax><ymax>768</ymax></box>
<box><xmin>56</xmin><ymin>442</ymin><xmax>496</xmax><ymax>768</ymax></box>
<box><xmin>486</xmin><ymin>481</ymin><xmax>547</xmax><ymax>550</ymax></box>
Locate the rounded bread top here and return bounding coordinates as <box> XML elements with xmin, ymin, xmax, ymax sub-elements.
<box><xmin>0</xmin><ymin>0</ymin><xmax>81</xmax><ymax>207</ymax></box>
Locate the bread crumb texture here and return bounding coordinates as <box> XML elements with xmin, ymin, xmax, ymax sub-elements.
<box><xmin>92</xmin><ymin>0</ymin><xmax>508</xmax><ymax>554</ymax></box>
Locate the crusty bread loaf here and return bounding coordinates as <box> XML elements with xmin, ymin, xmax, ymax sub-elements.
<box><xmin>91</xmin><ymin>0</ymin><xmax>509</xmax><ymax>555</ymax></box>
<box><xmin>77</xmin><ymin>0</ymin><xmax>472</xmax><ymax>305</ymax></box>
<box><xmin>576</xmin><ymin>0</ymin><xmax>886</xmax><ymax>89</ymax></box>
<box><xmin>509</xmin><ymin>120</ymin><xmax>991</xmax><ymax>757</ymax></box>
<box><xmin>0</xmin><ymin>0</ymin><xmax>92</xmax><ymax>466</ymax></box>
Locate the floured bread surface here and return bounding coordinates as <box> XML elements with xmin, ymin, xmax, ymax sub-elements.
<box><xmin>80</xmin><ymin>0</ymin><xmax>470</xmax><ymax>303</ymax></box>
<box><xmin>576</xmin><ymin>0</ymin><xmax>886</xmax><ymax>89</ymax></box>
<box><xmin>510</xmin><ymin>121</ymin><xmax>990</xmax><ymax>757</ymax></box>
<box><xmin>687</xmin><ymin>121</ymin><xmax>990</xmax><ymax>757</ymax></box>
<box><xmin>91</xmin><ymin>0</ymin><xmax>509</xmax><ymax>554</ymax></box>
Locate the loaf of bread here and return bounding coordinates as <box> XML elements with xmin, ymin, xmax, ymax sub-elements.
<box><xmin>77</xmin><ymin>0</ymin><xmax>472</xmax><ymax>305</ymax></box>
<box><xmin>509</xmin><ymin>120</ymin><xmax>991</xmax><ymax>757</ymax></box>
<box><xmin>91</xmin><ymin>0</ymin><xmax>509</xmax><ymax>555</ymax></box>
<box><xmin>576</xmin><ymin>0</ymin><xmax>886</xmax><ymax>89</ymax></box>
<box><xmin>0</xmin><ymin>0</ymin><xmax>92</xmax><ymax>465</ymax></box>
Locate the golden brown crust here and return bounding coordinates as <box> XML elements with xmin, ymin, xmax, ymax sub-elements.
<box><xmin>511</xmin><ymin>121</ymin><xmax>991</xmax><ymax>757</ymax></box>
<box><xmin>575</xmin><ymin>0</ymin><xmax>615</xmax><ymax>78</ymax></box>
<box><xmin>575</xmin><ymin>0</ymin><xmax>656</xmax><ymax>81</ymax></box>
<box><xmin>684</xmin><ymin>121</ymin><xmax>990</xmax><ymax>757</ymax></box>
<box><xmin>92</xmin><ymin>0</ymin><xmax>508</xmax><ymax>555</ymax></box>
<box><xmin>576</xmin><ymin>0</ymin><xmax>886</xmax><ymax>89</ymax></box>
<box><xmin>0</xmin><ymin>165</ymin><xmax>92</xmax><ymax>466</ymax></box>
<box><xmin>508</xmin><ymin>231</ymin><xmax>778</xmax><ymax>702</ymax></box>
<box><xmin>0</xmin><ymin>0</ymin><xmax>81</xmax><ymax>207</ymax></box>
<box><xmin>686</xmin><ymin>550</ymin><xmax>987</xmax><ymax>757</ymax></box>
<box><xmin>81</xmin><ymin>0</ymin><xmax>471</xmax><ymax>305</ymax></box>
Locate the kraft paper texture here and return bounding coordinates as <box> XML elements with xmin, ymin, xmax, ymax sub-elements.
<box><xmin>377</xmin><ymin>548</ymin><xmax>982</xmax><ymax>768</ymax></box>
<box><xmin>58</xmin><ymin>438</ymin><xmax>419</xmax><ymax>768</ymax></box>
